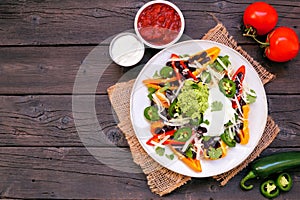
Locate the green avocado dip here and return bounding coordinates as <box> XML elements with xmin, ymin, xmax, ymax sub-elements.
<box><xmin>177</xmin><ymin>80</ymin><xmax>209</xmax><ymax>119</ymax></box>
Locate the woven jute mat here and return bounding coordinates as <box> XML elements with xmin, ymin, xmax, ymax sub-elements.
<box><xmin>107</xmin><ymin>23</ymin><xmax>280</xmax><ymax>196</ymax></box>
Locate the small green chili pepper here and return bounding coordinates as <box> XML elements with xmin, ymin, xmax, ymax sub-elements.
<box><xmin>276</xmin><ymin>172</ymin><xmax>293</xmax><ymax>192</ymax></box>
<box><xmin>260</xmin><ymin>180</ymin><xmax>280</xmax><ymax>199</ymax></box>
<box><xmin>240</xmin><ymin>151</ymin><xmax>300</xmax><ymax>190</ymax></box>
<box><xmin>220</xmin><ymin>129</ymin><xmax>236</xmax><ymax>147</ymax></box>
<box><xmin>173</xmin><ymin>127</ymin><xmax>192</xmax><ymax>142</ymax></box>
<box><xmin>144</xmin><ymin>106</ymin><xmax>160</xmax><ymax>121</ymax></box>
<box><xmin>218</xmin><ymin>78</ymin><xmax>236</xmax><ymax>98</ymax></box>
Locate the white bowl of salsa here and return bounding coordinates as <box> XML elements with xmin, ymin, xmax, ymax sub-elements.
<box><xmin>134</xmin><ymin>0</ymin><xmax>185</xmax><ymax>49</ymax></box>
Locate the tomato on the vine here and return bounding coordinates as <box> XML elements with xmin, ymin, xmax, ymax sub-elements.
<box><xmin>265</xmin><ymin>27</ymin><xmax>299</xmax><ymax>62</ymax></box>
<box><xmin>243</xmin><ymin>2</ymin><xmax>278</xmax><ymax>36</ymax></box>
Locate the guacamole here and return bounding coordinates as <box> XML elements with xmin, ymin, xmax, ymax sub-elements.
<box><xmin>177</xmin><ymin>80</ymin><xmax>209</xmax><ymax>119</ymax></box>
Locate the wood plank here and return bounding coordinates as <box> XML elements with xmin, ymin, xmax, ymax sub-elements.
<box><xmin>0</xmin><ymin>46</ymin><xmax>299</xmax><ymax>94</ymax></box>
<box><xmin>0</xmin><ymin>95</ymin><xmax>125</xmax><ymax>147</ymax></box>
<box><xmin>0</xmin><ymin>146</ymin><xmax>298</xmax><ymax>199</ymax></box>
<box><xmin>0</xmin><ymin>147</ymin><xmax>151</xmax><ymax>199</ymax></box>
<box><xmin>0</xmin><ymin>1</ymin><xmax>299</xmax><ymax>199</ymax></box>
<box><xmin>0</xmin><ymin>45</ymin><xmax>155</xmax><ymax>94</ymax></box>
<box><xmin>268</xmin><ymin>95</ymin><xmax>300</xmax><ymax>147</ymax></box>
<box><xmin>0</xmin><ymin>0</ymin><xmax>299</xmax><ymax>46</ymax></box>
<box><xmin>0</xmin><ymin>95</ymin><xmax>299</xmax><ymax>147</ymax></box>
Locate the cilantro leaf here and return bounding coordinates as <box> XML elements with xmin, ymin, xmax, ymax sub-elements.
<box><xmin>211</xmin><ymin>101</ymin><xmax>223</xmax><ymax>112</ymax></box>
<box><xmin>219</xmin><ymin>55</ymin><xmax>231</xmax><ymax>67</ymax></box>
<box><xmin>180</xmin><ymin>54</ymin><xmax>189</xmax><ymax>58</ymax></box>
<box><xmin>213</xmin><ymin>55</ymin><xmax>231</xmax><ymax>72</ymax></box>
<box><xmin>246</xmin><ymin>89</ymin><xmax>257</xmax><ymax>104</ymax></box>
<box><xmin>185</xmin><ymin>145</ymin><xmax>194</xmax><ymax>158</ymax></box>
<box><xmin>155</xmin><ymin>147</ymin><xmax>165</xmax><ymax>156</ymax></box>
<box><xmin>153</xmin><ymin>70</ymin><xmax>161</xmax><ymax>79</ymax></box>
<box><xmin>165</xmin><ymin>153</ymin><xmax>175</xmax><ymax>160</ymax></box>
<box><xmin>203</xmin><ymin>119</ymin><xmax>210</xmax><ymax>125</ymax></box>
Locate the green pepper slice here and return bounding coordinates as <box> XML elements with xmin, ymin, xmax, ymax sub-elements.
<box><xmin>147</xmin><ymin>87</ymin><xmax>157</xmax><ymax>101</ymax></box>
<box><xmin>276</xmin><ymin>172</ymin><xmax>293</xmax><ymax>192</ymax></box>
<box><xmin>260</xmin><ymin>180</ymin><xmax>280</xmax><ymax>199</ymax></box>
<box><xmin>218</xmin><ymin>78</ymin><xmax>236</xmax><ymax>98</ymax></box>
<box><xmin>173</xmin><ymin>127</ymin><xmax>192</xmax><ymax>142</ymax></box>
<box><xmin>220</xmin><ymin>129</ymin><xmax>236</xmax><ymax>147</ymax></box>
<box><xmin>144</xmin><ymin>106</ymin><xmax>160</xmax><ymax>121</ymax></box>
<box><xmin>168</xmin><ymin>99</ymin><xmax>178</xmax><ymax>118</ymax></box>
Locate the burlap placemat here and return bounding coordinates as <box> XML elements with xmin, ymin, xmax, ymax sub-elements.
<box><xmin>107</xmin><ymin>23</ymin><xmax>280</xmax><ymax>196</ymax></box>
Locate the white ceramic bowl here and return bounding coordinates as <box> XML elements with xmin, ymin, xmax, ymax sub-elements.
<box><xmin>134</xmin><ymin>0</ymin><xmax>185</xmax><ymax>49</ymax></box>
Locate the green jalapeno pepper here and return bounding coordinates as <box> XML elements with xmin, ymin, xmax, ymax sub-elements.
<box><xmin>144</xmin><ymin>106</ymin><xmax>160</xmax><ymax>121</ymax></box>
<box><xmin>260</xmin><ymin>180</ymin><xmax>280</xmax><ymax>199</ymax></box>
<box><xmin>173</xmin><ymin>127</ymin><xmax>192</xmax><ymax>142</ymax></box>
<box><xmin>218</xmin><ymin>78</ymin><xmax>236</xmax><ymax>98</ymax></box>
<box><xmin>276</xmin><ymin>172</ymin><xmax>293</xmax><ymax>192</ymax></box>
<box><xmin>240</xmin><ymin>151</ymin><xmax>300</xmax><ymax>190</ymax></box>
<box><xmin>220</xmin><ymin>129</ymin><xmax>236</xmax><ymax>147</ymax></box>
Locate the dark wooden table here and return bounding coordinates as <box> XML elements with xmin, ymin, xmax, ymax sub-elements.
<box><xmin>0</xmin><ymin>0</ymin><xmax>299</xmax><ymax>199</ymax></box>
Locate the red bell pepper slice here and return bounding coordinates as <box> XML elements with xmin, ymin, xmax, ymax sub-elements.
<box><xmin>171</xmin><ymin>54</ymin><xmax>182</xmax><ymax>82</ymax></box>
<box><xmin>146</xmin><ymin>130</ymin><xmax>175</xmax><ymax>146</ymax></box>
<box><xmin>231</xmin><ymin>65</ymin><xmax>246</xmax><ymax>109</ymax></box>
<box><xmin>146</xmin><ymin>130</ymin><xmax>185</xmax><ymax>146</ymax></box>
<box><xmin>232</xmin><ymin>65</ymin><xmax>246</xmax><ymax>83</ymax></box>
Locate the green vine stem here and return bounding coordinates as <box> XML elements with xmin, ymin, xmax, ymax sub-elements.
<box><xmin>243</xmin><ymin>26</ymin><xmax>270</xmax><ymax>48</ymax></box>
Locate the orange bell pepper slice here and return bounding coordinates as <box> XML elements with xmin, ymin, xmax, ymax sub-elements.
<box><xmin>206</xmin><ymin>46</ymin><xmax>221</xmax><ymax>63</ymax></box>
<box><xmin>220</xmin><ymin>140</ymin><xmax>228</xmax><ymax>157</ymax></box>
<box><xmin>145</xmin><ymin>83</ymin><xmax>161</xmax><ymax>90</ymax></box>
<box><xmin>155</xmin><ymin>91</ymin><xmax>170</xmax><ymax>108</ymax></box>
<box><xmin>239</xmin><ymin>104</ymin><xmax>250</xmax><ymax>145</ymax></box>
<box><xmin>142</xmin><ymin>76</ymin><xmax>177</xmax><ymax>85</ymax></box>
<box><xmin>169</xmin><ymin>145</ymin><xmax>202</xmax><ymax>172</ymax></box>
<box><xmin>189</xmin><ymin>46</ymin><xmax>221</xmax><ymax>65</ymax></box>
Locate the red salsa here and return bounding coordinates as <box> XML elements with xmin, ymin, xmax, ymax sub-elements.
<box><xmin>137</xmin><ymin>3</ymin><xmax>182</xmax><ymax>46</ymax></box>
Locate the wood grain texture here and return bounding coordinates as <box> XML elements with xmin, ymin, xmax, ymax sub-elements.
<box><xmin>0</xmin><ymin>95</ymin><xmax>125</xmax><ymax>147</ymax></box>
<box><xmin>0</xmin><ymin>45</ymin><xmax>299</xmax><ymax>95</ymax></box>
<box><xmin>0</xmin><ymin>0</ymin><xmax>299</xmax><ymax>199</ymax></box>
<box><xmin>0</xmin><ymin>95</ymin><xmax>298</xmax><ymax>147</ymax></box>
<box><xmin>0</xmin><ymin>147</ymin><xmax>298</xmax><ymax>199</ymax></box>
<box><xmin>0</xmin><ymin>0</ymin><xmax>299</xmax><ymax>46</ymax></box>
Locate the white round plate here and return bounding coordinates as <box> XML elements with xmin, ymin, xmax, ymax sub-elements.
<box><xmin>130</xmin><ymin>40</ymin><xmax>267</xmax><ymax>177</ymax></box>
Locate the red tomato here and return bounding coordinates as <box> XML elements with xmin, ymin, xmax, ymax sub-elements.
<box><xmin>265</xmin><ymin>27</ymin><xmax>299</xmax><ymax>62</ymax></box>
<box><xmin>243</xmin><ymin>2</ymin><xmax>278</xmax><ymax>35</ymax></box>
